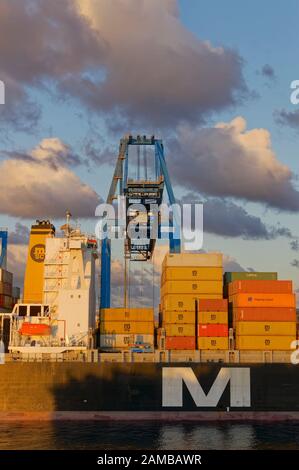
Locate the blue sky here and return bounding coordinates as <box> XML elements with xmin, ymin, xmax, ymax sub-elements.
<box><xmin>0</xmin><ymin>0</ymin><xmax>298</xmax><ymax>298</ymax></box>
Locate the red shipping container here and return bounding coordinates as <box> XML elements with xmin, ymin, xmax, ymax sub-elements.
<box><xmin>229</xmin><ymin>280</ymin><xmax>292</xmax><ymax>296</ymax></box>
<box><xmin>198</xmin><ymin>324</ymin><xmax>228</xmax><ymax>337</ymax></box>
<box><xmin>234</xmin><ymin>307</ymin><xmax>296</xmax><ymax>322</ymax></box>
<box><xmin>165</xmin><ymin>336</ymin><xmax>195</xmax><ymax>350</ymax></box>
<box><xmin>197</xmin><ymin>299</ymin><xmax>228</xmax><ymax>312</ymax></box>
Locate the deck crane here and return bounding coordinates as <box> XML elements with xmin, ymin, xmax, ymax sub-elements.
<box><xmin>100</xmin><ymin>135</ymin><xmax>181</xmax><ymax>309</ymax></box>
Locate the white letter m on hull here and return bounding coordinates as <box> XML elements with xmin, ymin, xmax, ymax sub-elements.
<box><xmin>162</xmin><ymin>367</ymin><xmax>251</xmax><ymax>407</ymax></box>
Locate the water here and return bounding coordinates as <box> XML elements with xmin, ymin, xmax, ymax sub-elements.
<box><xmin>0</xmin><ymin>422</ymin><xmax>299</xmax><ymax>450</ymax></box>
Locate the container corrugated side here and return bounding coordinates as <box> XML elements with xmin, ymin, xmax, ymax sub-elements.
<box><xmin>161</xmin><ymin>267</ymin><xmax>222</xmax><ymax>284</ymax></box>
<box><xmin>162</xmin><ymin>311</ymin><xmax>196</xmax><ymax>324</ymax></box>
<box><xmin>197</xmin><ymin>298</ymin><xmax>228</xmax><ymax>312</ymax></box>
<box><xmin>228</xmin><ymin>280</ymin><xmax>293</xmax><ymax>296</ymax></box>
<box><xmin>100</xmin><ymin>308</ymin><xmax>154</xmax><ymax>322</ymax></box>
<box><xmin>162</xmin><ymin>252</ymin><xmax>223</xmax><ymax>268</ymax></box>
<box><xmin>233</xmin><ymin>307</ymin><xmax>296</xmax><ymax>322</ymax></box>
<box><xmin>198</xmin><ymin>324</ymin><xmax>228</xmax><ymax>337</ymax></box>
<box><xmin>161</xmin><ymin>280</ymin><xmax>223</xmax><ymax>296</ymax></box>
<box><xmin>235</xmin><ymin>321</ymin><xmax>296</xmax><ymax>336</ymax></box>
<box><xmin>165</xmin><ymin>336</ymin><xmax>196</xmax><ymax>350</ymax></box>
<box><xmin>100</xmin><ymin>321</ymin><xmax>154</xmax><ymax>335</ymax></box>
<box><xmin>224</xmin><ymin>272</ymin><xmax>277</xmax><ymax>283</ymax></box>
<box><xmin>198</xmin><ymin>311</ymin><xmax>228</xmax><ymax>324</ymax></box>
<box><xmin>231</xmin><ymin>293</ymin><xmax>296</xmax><ymax>308</ymax></box>
<box><xmin>235</xmin><ymin>335</ymin><xmax>295</xmax><ymax>350</ymax></box>
<box><xmin>100</xmin><ymin>334</ymin><xmax>154</xmax><ymax>348</ymax></box>
<box><xmin>161</xmin><ymin>294</ymin><xmax>222</xmax><ymax>311</ymax></box>
<box><xmin>164</xmin><ymin>323</ymin><xmax>195</xmax><ymax>336</ymax></box>
<box><xmin>198</xmin><ymin>337</ymin><xmax>229</xmax><ymax>350</ymax></box>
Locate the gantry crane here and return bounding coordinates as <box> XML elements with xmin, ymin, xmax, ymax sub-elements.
<box><xmin>100</xmin><ymin>135</ymin><xmax>180</xmax><ymax>309</ymax></box>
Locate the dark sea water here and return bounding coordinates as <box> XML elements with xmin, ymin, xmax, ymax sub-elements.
<box><xmin>0</xmin><ymin>422</ymin><xmax>299</xmax><ymax>450</ymax></box>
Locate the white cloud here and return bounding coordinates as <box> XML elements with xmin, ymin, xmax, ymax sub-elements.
<box><xmin>0</xmin><ymin>138</ymin><xmax>100</xmax><ymax>218</ymax></box>
<box><xmin>170</xmin><ymin>117</ymin><xmax>299</xmax><ymax>211</ymax></box>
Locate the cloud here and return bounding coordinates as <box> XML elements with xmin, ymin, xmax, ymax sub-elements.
<box><xmin>181</xmin><ymin>194</ymin><xmax>293</xmax><ymax>239</ymax></box>
<box><xmin>70</xmin><ymin>0</ymin><xmax>247</xmax><ymax>128</ymax></box>
<box><xmin>291</xmin><ymin>259</ymin><xmax>299</xmax><ymax>269</ymax></box>
<box><xmin>274</xmin><ymin>109</ymin><xmax>299</xmax><ymax>131</ymax></box>
<box><xmin>0</xmin><ymin>0</ymin><xmax>105</xmax><ymax>130</ymax></box>
<box><xmin>0</xmin><ymin>0</ymin><xmax>247</xmax><ymax>131</ymax></box>
<box><xmin>0</xmin><ymin>138</ymin><xmax>101</xmax><ymax>218</ymax></box>
<box><xmin>223</xmin><ymin>255</ymin><xmax>247</xmax><ymax>272</ymax></box>
<box><xmin>290</xmin><ymin>239</ymin><xmax>299</xmax><ymax>251</ymax></box>
<box><xmin>7</xmin><ymin>243</ymin><xmax>28</xmax><ymax>289</ymax></box>
<box><xmin>8</xmin><ymin>223</ymin><xmax>30</xmax><ymax>245</ymax></box>
<box><xmin>260</xmin><ymin>64</ymin><xmax>276</xmax><ymax>81</ymax></box>
<box><xmin>3</xmin><ymin>138</ymin><xmax>82</xmax><ymax>168</ymax></box>
<box><xmin>170</xmin><ymin>117</ymin><xmax>299</xmax><ymax>211</ymax></box>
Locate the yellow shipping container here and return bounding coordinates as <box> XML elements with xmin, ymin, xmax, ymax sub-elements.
<box><xmin>162</xmin><ymin>252</ymin><xmax>223</xmax><ymax>268</ymax></box>
<box><xmin>198</xmin><ymin>311</ymin><xmax>228</xmax><ymax>324</ymax></box>
<box><xmin>162</xmin><ymin>294</ymin><xmax>222</xmax><ymax>311</ymax></box>
<box><xmin>100</xmin><ymin>321</ymin><xmax>154</xmax><ymax>335</ymax></box>
<box><xmin>235</xmin><ymin>335</ymin><xmax>295</xmax><ymax>350</ymax></box>
<box><xmin>235</xmin><ymin>321</ymin><xmax>296</xmax><ymax>336</ymax></box>
<box><xmin>164</xmin><ymin>323</ymin><xmax>195</xmax><ymax>336</ymax></box>
<box><xmin>198</xmin><ymin>337</ymin><xmax>229</xmax><ymax>350</ymax></box>
<box><xmin>163</xmin><ymin>311</ymin><xmax>195</xmax><ymax>324</ymax></box>
<box><xmin>161</xmin><ymin>280</ymin><xmax>223</xmax><ymax>296</ymax></box>
<box><xmin>100</xmin><ymin>308</ymin><xmax>154</xmax><ymax>322</ymax></box>
<box><xmin>161</xmin><ymin>267</ymin><xmax>222</xmax><ymax>284</ymax></box>
<box><xmin>100</xmin><ymin>334</ymin><xmax>154</xmax><ymax>349</ymax></box>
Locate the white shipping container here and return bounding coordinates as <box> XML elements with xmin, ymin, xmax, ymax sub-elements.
<box><xmin>100</xmin><ymin>334</ymin><xmax>154</xmax><ymax>349</ymax></box>
<box><xmin>162</xmin><ymin>252</ymin><xmax>223</xmax><ymax>268</ymax></box>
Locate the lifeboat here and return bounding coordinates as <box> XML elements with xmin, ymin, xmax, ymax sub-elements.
<box><xmin>19</xmin><ymin>323</ymin><xmax>51</xmax><ymax>336</ymax></box>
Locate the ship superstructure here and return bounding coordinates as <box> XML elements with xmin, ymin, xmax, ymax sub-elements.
<box><xmin>8</xmin><ymin>216</ymin><xmax>98</xmax><ymax>354</ymax></box>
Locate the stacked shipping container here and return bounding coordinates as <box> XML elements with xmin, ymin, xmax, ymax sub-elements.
<box><xmin>224</xmin><ymin>273</ymin><xmax>297</xmax><ymax>350</ymax></box>
<box><xmin>197</xmin><ymin>299</ymin><xmax>229</xmax><ymax>350</ymax></box>
<box><xmin>0</xmin><ymin>268</ymin><xmax>14</xmax><ymax>311</ymax></box>
<box><xmin>160</xmin><ymin>253</ymin><xmax>228</xmax><ymax>350</ymax></box>
<box><xmin>99</xmin><ymin>308</ymin><xmax>154</xmax><ymax>349</ymax></box>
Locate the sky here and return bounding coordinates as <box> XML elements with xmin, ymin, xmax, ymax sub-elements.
<box><xmin>0</xmin><ymin>0</ymin><xmax>298</xmax><ymax>305</ymax></box>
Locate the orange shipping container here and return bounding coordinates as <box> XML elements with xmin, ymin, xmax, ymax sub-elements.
<box><xmin>231</xmin><ymin>293</ymin><xmax>296</xmax><ymax>308</ymax></box>
<box><xmin>234</xmin><ymin>307</ymin><xmax>296</xmax><ymax>322</ymax></box>
<box><xmin>165</xmin><ymin>336</ymin><xmax>196</xmax><ymax>350</ymax></box>
<box><xmin>198</xmin><ymin>324</ymin><xmax>228</xmax><ymax>337</ymax></box>
<box><xmin>197</xmin><ymin>299</ymin><xmax>228</xmax><ymax>312</ymax></box>
<box><xmin>229</xmin><ymin>280</ymin><xmax>293</xmax><ymax>296</ymax></box>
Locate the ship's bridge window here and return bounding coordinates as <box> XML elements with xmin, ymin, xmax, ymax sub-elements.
<box><xmin>18</xmin><ymin>306</ymin><xmax>27</xmax><ymax>316</ymax></box>
<box><xmin>30</xmin><ymin>306</ymin><xmax>41</xmax><ymax>317</ymax></box>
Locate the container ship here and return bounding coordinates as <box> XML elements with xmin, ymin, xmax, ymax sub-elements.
<box><xmin>0</xmin><ymin>135</ymin><xmax>298</xmax><ymax>422</ymax></box>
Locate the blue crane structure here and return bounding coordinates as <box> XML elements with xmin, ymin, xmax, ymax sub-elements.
<box><xmin>100</xmin><ymin>135</ymin><xmax>181</xmax><ymax>309</ymax></box>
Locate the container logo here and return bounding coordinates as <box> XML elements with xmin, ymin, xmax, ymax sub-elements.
<box><xmin>30</xmin><ymin>244</ymin><xmax>46</xmax><ymax>263</ymax></box>
<box><xmin>162</xmin><ymin>367</ymin><xmax>251</xmax><ymax>407</ymax></box>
